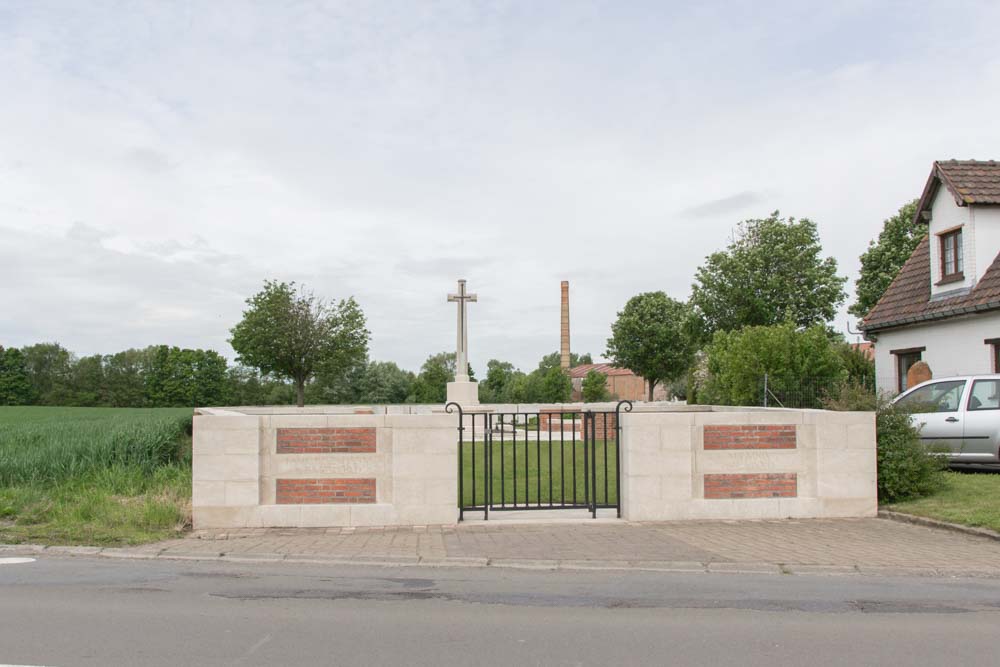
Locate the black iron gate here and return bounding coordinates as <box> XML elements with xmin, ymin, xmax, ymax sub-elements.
<box><xmin>447</xmin><ymin>401</ymin><xmax>632</xmax><ymax>520</ymax></box>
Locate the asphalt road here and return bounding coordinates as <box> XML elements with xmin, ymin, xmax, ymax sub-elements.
<box><xmin>2</xmin><ymin>556</ymin><xmax>1000</xmax><ymax>666</ymax></box>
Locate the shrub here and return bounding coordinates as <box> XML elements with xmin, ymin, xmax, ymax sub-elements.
<box><xmin>876</xmin><ymin>401</ymin><xmax>946</xmax><ymax>503</ymax></box>
<box><xmin>581</xmin><ymin>370</ymin><xmax>610</xmax><ymax>402</ymax></box>
<box><xmin>698</xmin><ymin>323</ymin><xmax>846</xmax><ymax>408</ymax></box>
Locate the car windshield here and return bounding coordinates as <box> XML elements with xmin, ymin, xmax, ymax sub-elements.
<box><xmin>896</xmin><ymin>380</ymin><xmax>967</xmax><ymax>413</ymax></box>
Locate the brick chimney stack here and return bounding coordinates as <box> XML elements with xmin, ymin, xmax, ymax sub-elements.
<box><xmin>560</xmin><ymin>281</ymin><xmax>570</xmax><ymax>370</ymax></box>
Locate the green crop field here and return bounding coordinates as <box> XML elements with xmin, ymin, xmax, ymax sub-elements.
<box><xmin>0</xmin><ymin>407</ymin><xmax>194</xmax><ymax>546</ymax></box>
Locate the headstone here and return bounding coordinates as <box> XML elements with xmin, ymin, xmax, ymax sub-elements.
<box><xmin>907</xmin><ymin>361</ymin><xmax>932</xmax><ymax>388</ymax></box>
<box><xmin>446</xmin><ymin>279</ymin><xmax>479</xmax><ymax>405</ymax></box>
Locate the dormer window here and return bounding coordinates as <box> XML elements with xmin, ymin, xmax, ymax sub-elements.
<box><xmin>939</xmin><ymin>227</ymin><xmax>963</xmax><ymax>283</ymax></box>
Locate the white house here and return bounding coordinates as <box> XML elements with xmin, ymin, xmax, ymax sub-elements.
<box><xmin>861</xmin><ymin>160</ymin><xmax>1000</xmax><ymax>394</ymax></box>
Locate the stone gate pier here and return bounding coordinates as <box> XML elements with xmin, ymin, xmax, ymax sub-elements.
<box><xmin>191</xmin><ymin>404</ymin><xmax>876</xmax><ymax>529</ymax></box>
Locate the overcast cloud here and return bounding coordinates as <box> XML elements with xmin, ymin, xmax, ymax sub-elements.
<box><xmin>2</xmin><ymin>1</ymin><xmax>1000</xmax><ymax>373</ymax></box>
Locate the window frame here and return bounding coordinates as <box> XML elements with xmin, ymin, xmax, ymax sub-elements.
<box><xmin>891</xmin><ymin>346</ymin><xmax>925</xmax><ymax>394</ymax></box>
<box><xmin>985</xmin><ymin>338</ymin><xmax>1000</xmax><ymax>373</ymax></box>
<box><xmin>938</xmin><ymin>227</ymin><xmax>964</xmax><ymax>283</ymax></box>
<box><xmin>967</xmin><ymin>379</ymin><xmax>1000</xmax><ymax>412</ymax></box>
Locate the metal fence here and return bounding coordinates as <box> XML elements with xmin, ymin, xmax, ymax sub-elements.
<box><xmin>447</xmin><ymin>401</ymin><xmax>632</xmax><ymax>520</ymax></box>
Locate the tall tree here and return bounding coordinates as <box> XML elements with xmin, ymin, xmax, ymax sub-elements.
<box><xmin>20</xmin><ymin>342</ymin><xmax>73</xmax><ymax>405</ymax></box>
<box><xmin>690</xmin><ymin>212</ymin><xmax>847</xmax><ymax>337</ymax></box>
<box><xmin>850</xmin><ymin>200</ymin><xmax>923</xmax><ymax>318</ymax></box>
<box><xmin>0</xmin><ymin>346</ymin><xmax>34</xmax><ymax>405</ymax></box>
<box><xmin>229</xmin><ymin>281</ymin><xmax>369</xmax><ymax>407</ymax></box>
<box><xmin>103</xmin><ymin>349</ymin><xmax>148</xmax><ymax>407</ymax></box>
<box><xmin>606</xmin><ymin>292</ymin><xmax>698</xmax><ymax>401</ymax></box>
<box><xmin>410</xmin><ymin>352</ymin><xmax>456</xmax><ymax>404</ymax></box>
<box><xmin>356</xmin><ymin>361</ymin><xmax>415</xmax><ymax>404</ymax></box>
<box><xmin>537</xmin><ymin>351</ymin><xmax>593</xmax><ymax>371</ymax></box>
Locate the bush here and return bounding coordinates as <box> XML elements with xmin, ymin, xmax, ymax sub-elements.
<box><xmin>581</xmin><ymin>370</ymin><xmax>610</xmax><ymax>402</ymax></box>
<box><xmin>876</xmin><ymin>401</ymin><xmax>946</xmax><ymax>503</ymax></box>
<box><xmin>698</xmin><ymin>323</ymin><xmax>846</xmax><ymax>408</ymax></box>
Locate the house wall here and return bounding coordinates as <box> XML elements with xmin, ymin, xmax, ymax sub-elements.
<box><xmin>873</xmin><ymin>312</ymin><xmax>1000</xmax><ymax>393</ymax></box>
<box><xmin>928</xmin><ymin>188</ymin><xmax>974</xmax><ymax>297</ymax></box>
<box><xmin>973</xmin><ymin>206</ymin><xmax>1000</xmax><ymax>282</ymax></box>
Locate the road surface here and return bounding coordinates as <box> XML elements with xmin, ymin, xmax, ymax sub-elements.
<box><xmin>2</xmin><ymin>556</ymin><xmax>999</xmax><ymax>666</ymax></box>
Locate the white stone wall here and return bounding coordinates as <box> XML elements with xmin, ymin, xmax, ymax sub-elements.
<box><xmin>192</xmin><ymin>409</ymin><xmax>458</xmax><ymax>529</ymax></box>
<box><xmin>873</xmin><ymin>312</ymin><xmax>1000</xmax><ymax>394</ymax></box>
<box><xmin>193</xmin><ymin>404</ymin><xmax>877</xmax><ymax>529</ymax></box>
<box><xmin>619</xmin><ymin>409</ymin><xmax>877</xmax><ymax>521</ymax></box>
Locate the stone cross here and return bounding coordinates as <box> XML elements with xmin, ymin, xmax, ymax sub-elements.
<box><xmin>447</xmin><ymin>279</ymin><xmax>477</xmax><ymax>382</ymax></box>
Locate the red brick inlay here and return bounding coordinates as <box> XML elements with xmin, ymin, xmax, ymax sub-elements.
<box><xmin>276</xmin><ymin>427</ymin><xmax>376</xmax><ymax>454</ymax></box>
<box><xmin>703</xmin><ymin>425</ymin><xmax>796</xmax><ymax>450</ymax></box>
<box><xmin>703</xmin><ymin>473</ymin><xmax>797</xmax><ymax>499</ymax></box>
<box><xmin>276</xmin><ymin>478</ymin><xmax>376</xmax><ymax>504</ymax></box>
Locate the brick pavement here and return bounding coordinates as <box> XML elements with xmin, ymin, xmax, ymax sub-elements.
<box><xmin>108</xmin><ymin>517</ymin><xmax>1000</xmax><ymax>577</ymax></box>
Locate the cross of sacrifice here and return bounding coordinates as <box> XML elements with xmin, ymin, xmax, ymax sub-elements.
<box><xmin>447</xmin><ymin>279</ymin><xmax>477</xmax><ymax>382</ymax></box>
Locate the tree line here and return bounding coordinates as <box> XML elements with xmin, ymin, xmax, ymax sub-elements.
<box><xmin>1</xmin><ymin>204</ymin><xmax>917</xmax><ymax>409</ymax></box>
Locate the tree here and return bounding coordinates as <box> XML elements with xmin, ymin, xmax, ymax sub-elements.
<box><xmin>537</xmin><ymin>351</ymin><xmax>593</xmax><ymax>371</ymax></box>
<box><xmin>409</xmin><ymin>352</ymin><xmax>455</xmax><ymax>403</ymax></box>
<box><xmin>606</xmin><ymin>292</ymin><xmax>698</xmax><ymax>401</ymax></box>
<box><xmin>357</xmin><ymin>361</ymin><xmax>415</xmax><ymax>404</ymax></box>
<box><xmin>69</xmin><ymin>354</ymin><xmax>106</xmax><ymax>406</ymax></box>
<box><xmin>20</xmin><ymin>342</ymin><xmax>73</xmax><ymax>405</ymax></box>
<box><xmin>229</xmin><ymin>280</ymin><xmax>369</xmax><ymax>407</ymax></box>
<box><xmin>532</xmin><ymin>366</ymin><xmax>572</xmax><ymax>403</ymax></box>
<box><xmin>690</xmin><ymin>212</ymin><xmax>847</xmax><ymax>337</ymax></box>
<box><xmin>0</xmin><ymin>346</ymin><xmax>34</xmax><ymax>405</ymax></box>
<box><xmin>480</xmin><ymin>359</ymin><xmax>517</xmax><ymax>403</ymax></box>
<box><xmin>698</xmin><ymin>323</ymin><xmax>846</xmax><ymax>408</ymax></box>
<box><xmin>103</xmin><ymin>349</ymin><xmax>148</xmax><ymax>407</ymax></box>
<box><xmin>850</xmin><ymin>200</ymin><xmax>923</xmax><ymax>319</ymax></box>
<box><xmin>582</xmin><ymin>370</ymin><xmax>610</xmax><ymax>402</ymax></box>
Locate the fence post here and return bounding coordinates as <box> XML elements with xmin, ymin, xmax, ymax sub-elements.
<box><xmin>763</xmin><ymin>373</ymin><xmax>768</xmax><ymax>408</ymax></box>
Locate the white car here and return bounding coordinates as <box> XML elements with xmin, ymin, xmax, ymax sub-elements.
<box><xmin>891</xmin><ymin>375</ymin><xmax>1000</xmax><ymax>463</ymax></box>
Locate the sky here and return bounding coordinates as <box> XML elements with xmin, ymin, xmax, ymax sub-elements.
<box><xmin>3</xmin><ymin>0</ymin><xmax>1000</xmax><ymax>374</ymax></box>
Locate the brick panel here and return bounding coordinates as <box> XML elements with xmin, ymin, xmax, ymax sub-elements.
<box><xmin>276</xmin><ymin>478</ymin><xmax>376</xmax><ymax>504</ymax></box>
<box><xmin>277</xmin><ymin>427</ymin><xmax>376</xmax><ymax>454</ymax></box>
<box><xmin>703</xmin><ymin>473</ymin><xmax>798</xmax><ymax>499</ymax></box>
<box><xmin>703</xmin><ymin>424</ymin><xmax>796</xmax><ymax>450</ymax></box>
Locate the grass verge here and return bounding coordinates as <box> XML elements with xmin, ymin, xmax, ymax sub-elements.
<box><xmin>0</xmin><ymin>407</ymin><xmax>193</xmax><ymax>546</ymax></box>
<box><xmin>885</xmin><ymin>470</ymin><xmax>1000</xmax><ymax>533</ymax></box>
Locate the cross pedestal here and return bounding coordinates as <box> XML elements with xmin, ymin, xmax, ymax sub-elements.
<box><xmin>446</xmin><ymin>279</ymin><xmax>479</xmax><ymax>405</ymax></box>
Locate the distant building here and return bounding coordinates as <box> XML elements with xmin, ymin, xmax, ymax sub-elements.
<box><xmin>850</xmin><ymin>341</ymin><xmax>874</xmax><ymax>361</ymax></box>
<box><xmin>569</xmin><ymin>363</ymin><xmax>669</xmax><ymax>402</ymax></box>
<box><xmin>860</xmin><ymin>160</ymin><xmax>1000</xmax><ymax>393</ymax></box>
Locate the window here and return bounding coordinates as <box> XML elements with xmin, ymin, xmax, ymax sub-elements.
<box><xmin>940</xmin><ymin>228</ymin><xmax>964</xmax><ymax>281</ymax></box>
<box><xmin>896</xmin><ymin>380</ymin><xmax>967</xmax><ymax>413</ymax></box>
<box><xmin>986</xmin><ymin>338</ymin><xmax>1000</xmax><ymax>373</ymax></box>
<box><xmin>892</xmin><ymin>347</ymin><xmax>925</xmax><ymax>393</ymax></box>
<box><xmin>968</xmin><ymin>380</ymin><xmax>1000</xmax><ymax>411</ymax></box>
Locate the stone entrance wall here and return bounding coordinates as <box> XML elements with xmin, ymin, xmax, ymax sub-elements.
<box><xmin>192</xmin><ymin>407</ymin><xmax>456</xmax><ymax>529</ymax></box>
<box><xmin>192</xmin><ymin>404</ymin><xmax>876</xmax><ymax>529</ymax></box>
<box><xmin>620</xmin><ymin>409</ymin><xmax>876</xmax><ymax>521</ymax></box>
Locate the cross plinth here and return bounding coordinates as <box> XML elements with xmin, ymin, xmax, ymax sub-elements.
<box><xmin>446</xmin><ymin>279</ymin><xmax>479</xmax><ymax>405</ymax></box>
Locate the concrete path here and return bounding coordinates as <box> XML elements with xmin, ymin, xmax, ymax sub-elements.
<box><xmin>9</xmin><ymin>517</ymin><xmax>1000</xmax><ymax>577</ymax></box>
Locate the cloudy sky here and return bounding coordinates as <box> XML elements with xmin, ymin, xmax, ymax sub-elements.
<box><xmin>3</xmin><ymin>1</ymin><xmax>1000</xmax><ymax>373</ymax></box>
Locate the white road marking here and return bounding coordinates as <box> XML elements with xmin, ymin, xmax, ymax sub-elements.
<box><xmin>0</xmin><ymin>557</ymin><xmax>36</xmax><ymax>565</ymax></box>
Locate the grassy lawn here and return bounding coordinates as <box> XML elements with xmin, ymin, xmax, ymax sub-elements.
<box><xmin>0</xmin><ymin>406</ymin><xmax>193</xmax><ymax>546</ymax></box>
<box><xmin>460</xmin><ymin>438</ymin><xmax>618</xmax><ymax>509</ymax></box>
<box><xmin>886</xmin><ymin>470</ymin><xmax>1000</xmax><ymax>533</ymax></box>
